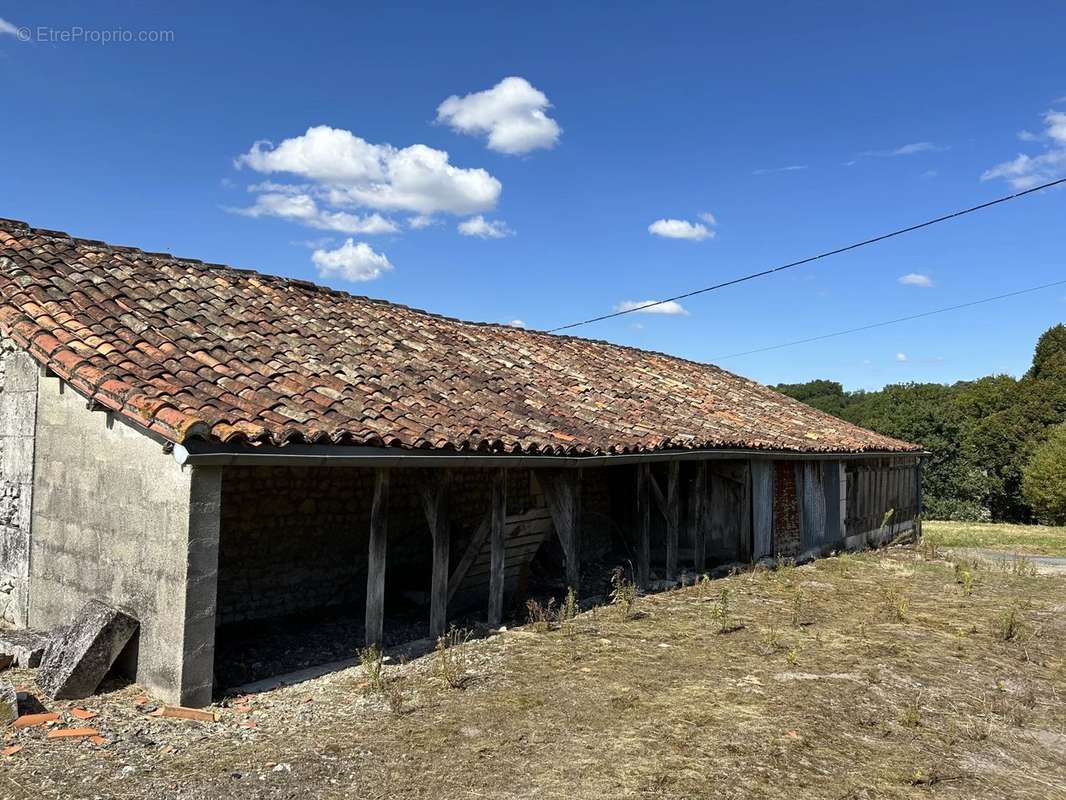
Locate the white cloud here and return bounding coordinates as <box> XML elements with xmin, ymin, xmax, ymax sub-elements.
<box><xmin>1018</xmin><ymin>129</ymin><xmax>1038</xmax><ymax>142</ymax></box>
<box><xmin>230</xmin><ymin>192</ymin><xmax>398</xmax><ymax>234</ymax></box>
<box><xmin>614</xmin><ymin>299</ymin><xmax>689</xmax><ymax>316</ymax></box>
<box><xmin>982</xmin><ymin>110</ymin><xmax>1066</xmax><ymax>189</ymax></box>
<box><xmin>407</xmin><ymin>214</ymin><xmax>437</xmax><ymax>230</ymax></box>
<box><xmin>753</xmin><ymin>164</ymin><xmax>808</xmax><ymax>175</ymax></box>
<box><xmin>896</xmin><ymin>352</ymin><xmax>908</xmax><ymax>362</ymax></box>
<box><xmin>311</xmin><ymin>239</ymin><xmax>393</xmax><ymax>283</ymax></box>
<box><xmin>898</xmin><ymin>272</ymin><xmax>934</xmax><ymax>288</ymax></box>
<box><xmin>698</xmin><ymin>211</ymin><xmax>717</xmax><ymax>225</ymax></box>
<box><xmin>860</xmin><ymin>142</ymin><xmax>945</xmax><ymax>158</ymax></box>
<box><xmin>235</xmin><ymin>125</ymin><xmax>501</xmax><ymax>217</ymax></box>
<box><xmin>507</xmin><ymin>319</ymin><xmax>527</xmax><ymax>328</ymax></box>
<box><xmin>436</xmin><ymin>76</ymin><xmax>561</xmax><ymax>155</ymax></box>
<box><xmin>648</xmin><ymin>218</ymin><xmax>715</xmax><ymax>241</ymax></box>
<box><xmin>0</xmin><ymin>18</ymin><xmax>18</xmax><ymax>36</ymax></box>
<box><xmin>457</xmin><ymin>215</ymin><xmax>514</xmax><ymax>239</ymax></box>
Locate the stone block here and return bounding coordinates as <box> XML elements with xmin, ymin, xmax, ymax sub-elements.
<box><xmin>0</xmin><ymin>679</ymin><xmax>16</xmax><ymax>725</ymax></box>
<box><xmin>0</xmin><ymin>629</ymin><xmax>50</xmax><ymax>667</ymax></box>
<box><xmin>37</xmin><ymin>601</ymin><xmax>138</xmax><ymax>700</ymax></box>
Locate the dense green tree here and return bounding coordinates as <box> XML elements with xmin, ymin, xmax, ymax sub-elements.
<box><xmin>772</xmin><ymin>379</ymin><xmax>849</xmax><ymax>416</ymax></box>
<box><xmin>1026</xmin><ymin>324</ymin><xmax>1066</xmax><ymax>384</ymax></box>
<box><xmin>1022</xmin><ymin>423</ymin><xmax>1066</xmax><ymax>525</ymax></box>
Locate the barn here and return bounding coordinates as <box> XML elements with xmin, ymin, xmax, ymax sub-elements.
<box><xmin>0</xmin><ymin>218</ymin><xmax>923</xmax><ymax>706</ymax></box>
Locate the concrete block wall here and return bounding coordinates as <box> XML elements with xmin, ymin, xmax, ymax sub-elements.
<box><xmin>28</xmin><ymin>375</ymin><xmax>220</xmax><ymax>706</ymax></box>
<box><xmin>0</xmin><ymin>337</ymin><xmax>38</xmax><ymax>627</ymax></box>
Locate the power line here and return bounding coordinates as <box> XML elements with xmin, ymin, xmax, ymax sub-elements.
<box><xmin>547</xmin><ymin>176</ymin><xmax>1066</xmax><ymax>333</ymax></box>
<box><xmin>712</xmin><ymin>278</ymin><xmax>1066</xmax><ymax>360</ymax></box>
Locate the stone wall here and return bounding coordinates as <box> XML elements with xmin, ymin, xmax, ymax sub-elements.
<box><xmin>0</xmin><ymin>336</ymin><xmax>38</xmax><ymax>627</ymax></box>
<box><xmin>29</xmin><ymin>374</ymin><xmax>220</xmax><ymax>706</ymax></box>
<box><xmin>216</xmin><ymin>464</ymin><xmax>614</xmax><ymax>626</ymax></box>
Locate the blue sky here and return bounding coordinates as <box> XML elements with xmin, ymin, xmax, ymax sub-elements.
<box><xmin>1</xmin><ymin>2</ymin><xmax>1064</xmax><ymax>391</ymax></box>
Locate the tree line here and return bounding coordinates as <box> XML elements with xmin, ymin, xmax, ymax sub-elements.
<box><xmin>774</xmin><ymin>324</ymin><xmax>1066</xmax><ymax>524</ymax></box>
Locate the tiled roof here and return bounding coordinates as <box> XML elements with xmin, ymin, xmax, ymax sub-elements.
<box><xmin>0</xmin><ymin>218</ymin><xmax>919</xmax><ymax>455</ymax></box>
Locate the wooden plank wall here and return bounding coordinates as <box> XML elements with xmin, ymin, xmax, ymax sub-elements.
<box><xmin>844</xmin><ymin>456</ymin><xmax>920</xmax><ymax>539</ymax></box>
<box><xmin>454</xmin><ymin>507</ymin><xmax>555</xmax><ymax>600</ymax></box>
<box><xmin>706</xmin><ymin>462</ymin><xmax>750</xmax><ymax>565</ymax></box>
<box><xmin>751</xmin><ymin>460</ymin><xmax>774</xmax><ymax>560</ymax></box>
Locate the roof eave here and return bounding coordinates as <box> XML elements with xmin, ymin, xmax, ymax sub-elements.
<box><xmin>173</xmin><ymin>440</ymin><xmax>927</xmax><ymax>468</ymax></box>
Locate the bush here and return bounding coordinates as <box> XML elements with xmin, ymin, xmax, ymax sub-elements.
<box><xmin>1022</xmin><ymin>423</ymin><xmax>1066</xmax><ymax>525</ymax></box>
<box><xmin>923</xmin><ymin>495</ymin><xmax>991</xmax><ymax>523</ymax></box>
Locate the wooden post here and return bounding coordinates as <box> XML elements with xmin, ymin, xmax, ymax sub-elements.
<box><xmin>365</xmin><ymin>468</ymin><xmax>389</xmax><ymax>648</ymax></box>
<box><xmin>488</xmin><ymin>468</ymin><xmax>507</xmax><ymax>628</ymax></box>
<box><xmin>751</xmin><ymin>460</ymin><xmax>773</xmax><ymax>560</ymax></box>
<box><xmin>689</xmin><ymin>462</ymin><xmax>707</xmax><ymax>572</ymax></box>
<box><xmin>915</xmin><ymin>458</ymin><xmax>924</xmax><ymax>540</ymax></box>
<box><xmin>801</xmin><ymin>461</ymin><xmax>826</xmax><ymax>549</ymax></box>
<box><xmin>662</xmin><ymin>461</ymin><xmax>680</xmax><ymax>580</ymax></box>
<box><xmin>543</xmin><ymin>470</ymin><xmax>581</xmax><ymax>593</ymax></box>
<box><xmin>636</xmin><ymin>463</ymin><xmax>651</xmax><ymax>588</ymax></box>
<box><xmin>739</xmin><ymin>462</ymin><xmax>752</xmax><ymax>561</ymax></box>
<box><xmin>418</xmin><ymin>470</ymin><xmax>451</xmax><ymax>639</ymax></box>
<box><xmin>838</xmin><ymin>462</ymin><xmax>848</xmax><ymax>542</ymax></box>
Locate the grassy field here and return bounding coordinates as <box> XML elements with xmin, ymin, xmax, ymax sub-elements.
<box><xmin>2</xmin><ymin>537</ymin><xmax>1065</xmax><ymax>799</ymax></box>
<box><xmin>925</xmin><ymin>520</ymin><xmax>1066</xmax><ymax>557</ymax></box>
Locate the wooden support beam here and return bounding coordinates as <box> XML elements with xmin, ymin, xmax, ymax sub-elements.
<box><xmin>447</xmin><ymin>511</ymin><xmax>490</xmax><ymax>605</ymax></box>
<box><xmin>488</xmin><ymin>468</ymin><xmax>507</xmax><ymax>628</ymax></box>
<box><xmin>809</xmin><ymin>461</ymin><xmax>828</xmax><ymax>547</ymax></box>
<box><xmin>418</xmin><ymin>470</ymin><xmax>451</xmax><ymax>639</ymax></box>
<box><xmin>915</xmin><ymin>459</ymin><xmax>923</xmax><ymax>539</ymax></box>
<box><xmin>739</xmin><ymin>462</ymin><xmax>752</xmax><ymax>561</ymax></box>
<box><xmin>543</xmin><ymin>470</ymin><xmax>581</xmax><ymax>593</ymax></box>
<box><xmin>365</xmin><ymin>468</ymin><xmax>389</xmax><ymax>648</ymax></box>
<box><xmin>688</xmin><ymin>462</ymin><xmax>707</xmax><ymax>573</ymax></box>
<box><xmin>838</xmin><ymin>462</ymin><xmax>848</xmax><ymax>541</ymax></box>
<box><xmin>751</xmin><ymin>460</ymin><xmax>773</xmax><ymax>560</ymax></box>
<box><xmin>636</xmin><ymin>464</ymin><xmax>651</xmax><ymax>588</ymax></box>
<box><xmin>664</xmin><ymin>461</ymin><xmax>679</xmax><ymax>580</ymax></box>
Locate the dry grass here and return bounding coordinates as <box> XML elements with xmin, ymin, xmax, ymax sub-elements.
<box><xmin>3</xmin><ymin>542</ymin><xmax>1065</xmax><ymax>799</ymax></box>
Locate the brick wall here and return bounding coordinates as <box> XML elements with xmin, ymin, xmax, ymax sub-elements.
<box><xmin>772</xmin><ymin>461</ymin><xmax>801</xmax><ymax>558</ymax></box>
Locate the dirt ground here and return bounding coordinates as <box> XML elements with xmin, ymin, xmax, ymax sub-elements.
<box><xmin>2</xmin><ymin>538</ymin><xmax>1065</xmax><ymax>800</ymax></box>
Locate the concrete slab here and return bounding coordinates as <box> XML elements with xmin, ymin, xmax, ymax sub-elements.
<box><xmin>37</xmin><ymin>601</ymin><xmax>138</xmax><ymax>700</ymax></box>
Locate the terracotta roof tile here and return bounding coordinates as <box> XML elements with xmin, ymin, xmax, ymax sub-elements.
<box><xmin>0</xmin><ymin>218</ymin><xmax>920</xmax><ymax>455</ymax></box>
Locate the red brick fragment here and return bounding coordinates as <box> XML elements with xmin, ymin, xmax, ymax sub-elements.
<box><xmin>149</xmin><ymin>705</ymin><xmax>216</xmax><ymax>722</ymax></box>
<box><xmin>1</xmin><ymin>745</ymin><xmax>22</xmax><ymax>757</ymax></box>
<box><xmin>70</xmin><ymin>708</ymin><xmax>97</xmax><ymax>721</ymax></box>
<box><xmin>46</xmin><ymin>727</ymin><xmax>98</xmax><ymax>739</ymax></box>
<box><xmin>12</xmin><ymin>712</ymin><xmax>59</xmax><ymax>729</ymax></box>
